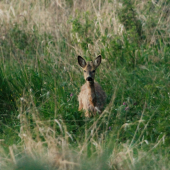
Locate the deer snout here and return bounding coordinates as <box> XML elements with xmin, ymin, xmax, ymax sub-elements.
<box><xmin>86</xmin><ymin>77</ymin><xmax>93</xmax><ymax>81</ymax></box>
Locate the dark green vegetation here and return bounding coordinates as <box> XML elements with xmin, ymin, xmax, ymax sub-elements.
<box><xmin>0</xmin><ymin>0</ymin><xmax>170</xmax><ymax>169</ymax></box>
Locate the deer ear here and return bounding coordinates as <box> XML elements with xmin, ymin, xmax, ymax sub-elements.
<box><xmin>78</xmin><ymin>56</ymin><xmax>86</xmax><ymax>68</ymax></box>
<box><xmin>94</xmin><ymin>55</ymin><xmax>101</xmax><ymax>68</ymax></box>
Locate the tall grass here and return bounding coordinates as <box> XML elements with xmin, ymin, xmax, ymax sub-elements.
<box><xmin>0</xmin><ymin>0</ymin><xmax>170</xmax><ymax>169</ymax></box>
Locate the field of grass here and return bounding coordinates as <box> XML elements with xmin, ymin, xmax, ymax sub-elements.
<box><xmin>0</xmin><ymin>0</ymin><xmax>170</xmax><ymax>169</ymax></box>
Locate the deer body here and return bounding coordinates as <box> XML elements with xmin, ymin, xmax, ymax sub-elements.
<box><xmin>78</xmin><ymin>55</ymin><xmax>106</xmax><ymax>117</ymax></box>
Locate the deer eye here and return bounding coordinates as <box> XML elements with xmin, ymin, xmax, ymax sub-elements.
<box><xmin>92</xmin><ymin>70</ymin><xmax>95</xmax><ymax>73</ymax></box>
<box><xmin>84</xmin><ymin>70</ymin><xmax>86</xmax><ymax>72</ymax></box>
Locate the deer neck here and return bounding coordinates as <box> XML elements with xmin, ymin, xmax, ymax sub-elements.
<box><xmin>87</xmin><ymin>81</ymin><xmax>96</xmax><ymax>107</ymax></box>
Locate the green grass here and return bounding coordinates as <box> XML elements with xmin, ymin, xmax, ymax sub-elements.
<box><xmin>0</xmin><ymin>0</ymin><xmax>170</xmax><ymax>169</ymax></box>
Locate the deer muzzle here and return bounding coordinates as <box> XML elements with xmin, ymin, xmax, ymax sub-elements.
<box><xmin>86</xmin><ymin>77</ymin><xmax>93</xmax><ymax>82</ymax></box>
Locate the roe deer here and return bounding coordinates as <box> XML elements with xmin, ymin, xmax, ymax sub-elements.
<box><xmin>78</xmin><ymin>55</ymin><xmax>106</xmax><ymax>117</ymax></box>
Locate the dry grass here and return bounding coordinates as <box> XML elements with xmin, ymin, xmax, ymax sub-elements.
<box><xmin>0</xmin><ymin>0</ymin><xmax>123</xmax><ymax>56</ymax></box>
<box><xmin>0</xmin><ymin>89</ymin><xmax>167</xmax><ymax>169</ymax></box>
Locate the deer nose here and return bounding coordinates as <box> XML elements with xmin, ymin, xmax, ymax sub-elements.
<box><xmin>86</xmin><ymin>77</ymin><xmax>93</xmax><ymax>81</ymax></box>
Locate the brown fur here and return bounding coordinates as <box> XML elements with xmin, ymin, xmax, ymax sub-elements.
<box><xmin>78</xmin><ymin>55</ymin><xmax>106</xmax><ymax>117</ymax></box>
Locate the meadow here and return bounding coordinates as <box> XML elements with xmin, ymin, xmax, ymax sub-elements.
<box><xmin>0</xmin><ymin>0</ymin><xmax>170</xmax><ymax>169</ymax></box>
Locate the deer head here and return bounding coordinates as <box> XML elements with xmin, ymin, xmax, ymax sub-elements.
<box><xmin>78</xmin><ymin>55</ymin><xmax>101</xmax><ymax>84</ymax></box>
